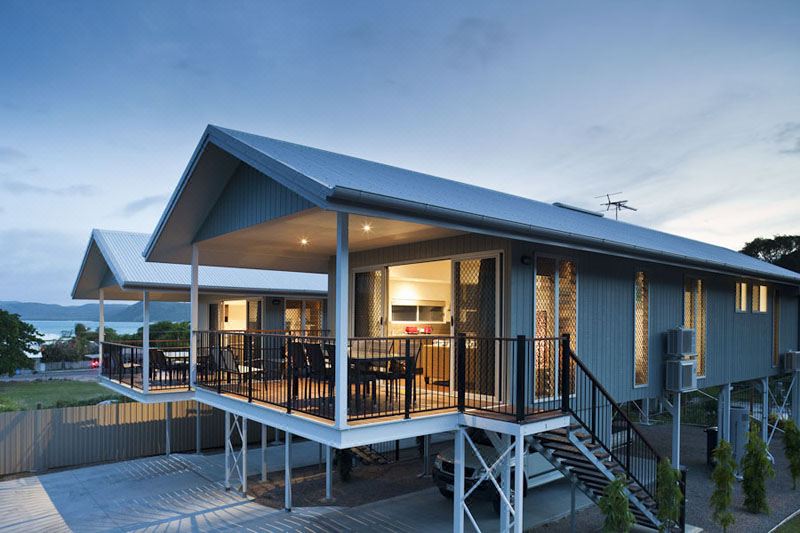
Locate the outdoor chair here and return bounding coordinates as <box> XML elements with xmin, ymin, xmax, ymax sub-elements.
<box><xmin>287</xmin><ymin>342</ymin><xmax>308</xmax><ymax>400</ymax></box>
<box><xmin>150</xmin><ymin>348</ymin><xmax>187</xmax><ymax>386</ymax></box>
<box><xmin>381</xmin><ymin>340</ymin><xmax>423</xmax><ymax>407</ymax></box>
<box><xmin>304</xmin><ymin>342</ymin><xmax>334</xmax><ymax>405</ymax></box>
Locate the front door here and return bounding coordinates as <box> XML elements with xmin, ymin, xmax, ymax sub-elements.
<box><xmin>452</xmin><ymin>256</ymin><xmax>499</xmax><ymax>397</ymax></box>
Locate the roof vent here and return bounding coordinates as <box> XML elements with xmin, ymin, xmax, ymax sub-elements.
<box><xmin>552</xmin><ymin>202</ymin><xmax>604</xmax><ymax>217</ymax></box>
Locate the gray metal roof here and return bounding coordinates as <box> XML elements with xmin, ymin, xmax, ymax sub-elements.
<box><xmin>73</xmin><ymin>229</ymin><xmax>327</xmax><ymax>300</ymax></box>
<box><xmin>146</xmin><ymin>125</ymin><xmax>800</xmax><ymax>284</ymax></box>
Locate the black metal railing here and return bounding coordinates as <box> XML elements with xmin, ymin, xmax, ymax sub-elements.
<box><xmin>559</xmin><ymin>334</ymin><xmax>664</xmax><ymax>503</ymax></box>
<box><xmin>101</xmin><ymin>342</ymin><xmax>143</xmax><ymax>389</ymax></box>
<box><xmin>100</xmin><ymin>341</ymin><xmax>191</xmax><ymax>391</ymax></box>
<box><xmin>195</xmin><ymin>330</ymin><xmax>575</xmax><ymax>424</ymax></box>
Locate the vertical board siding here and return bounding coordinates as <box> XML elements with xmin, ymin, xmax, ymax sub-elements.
<box><xmin>264</xmin><ymin>297</ymin><xmax>285</xmax><ymax>330</ymax></box>
<box><xmin>0</xmin><ymin>401</ymin><xmax>265</xmax><ymax>477</ymax></box>
<box><xmin>195</xmin><ymin>162</ymin><xmax>314</xmax><ymax>242</ymax></box>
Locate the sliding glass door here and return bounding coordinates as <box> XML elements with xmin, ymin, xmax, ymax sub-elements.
<box><xmin>353</xmin><ymin>269</ymin><xmax>384</xmax><ymax>337</ymax></box>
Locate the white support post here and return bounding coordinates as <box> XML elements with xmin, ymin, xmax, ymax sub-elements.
<box><xmin>224</xmin><ymin>411</ymin><xmax>231</xmax><ymax>490</ymax></box>
<box><xmin>190</xmin><ymin>244</ymin><xmax>199</xmax><ymax>386</ymax></box>
<box><xmin>261</xmin><ymin>424</ymin><xmax>268</xmax><ymax>482</ymax></box>
<box><xmin>142</xmin><ymin>291</ymin><xmax>150</xmax><ymax>393</ymax></box>
<box><xmin>453</xmin><ymin>428</ymin><xmax>465</xmax><ymax>533</ymax></box>
<box><xmin>761</xmin><ymin>377</ymin><xmax>769</xmax><ymax>444</ymax></box>
<box><xmin>165</xmin><ymin>402</ymin><xmax>172</xmax><ymax>456</ymax></box>
<box><xmin>513</xmin><ymin>433</ymin><xmax>524</xmax><ymax>533</ymax></box>
<box><xmin>325</xmin><ymin>445</ymin><xmax>332</xmax><ymax>501</ymax></box>
<box><xmin>720</xmin><ymin>383</ymin><xmax>732</xmax><ymax>442</ymax></box>
<box><xmin>285</xmin><ymin>431</ymin><xmax>293</xmax><ymax>511</ymax></box>
<box><xmin>195</xmin><ymin>401</ymin><xmax>202</xmax><ymax>454</ymax></box>
<box><xmin>793</xmin><ymin>371</ymin><xmax>800</xmax><ymax>428</ymax></box>
<box><xmin>334</xmin><ymin>212</ymin><xmax>349</xmax><ymax>429</ymax></box>
<box><xmin>672</xmin><ymin>392</ymin><xmax>681</xmax><ymax>469</ymax></box>
<box><xmin>98</xmin><ymin>289</ymin><xmax>105</xmax><ymax>369</ymax></box>
<box><xmin>241</xmin><ymin>417</ymin><xmax>248</xmax><ymax>495</ymax></box>
<box><xmin>501</xmin><ymin>433</ymin><xmax>511</xmax><ymax>533</ymax></box>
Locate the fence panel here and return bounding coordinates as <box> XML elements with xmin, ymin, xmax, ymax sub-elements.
<box><xmin>0</xmin><ymin>400</ymin><xmax>266</xmax><ymax>477</ymax></box>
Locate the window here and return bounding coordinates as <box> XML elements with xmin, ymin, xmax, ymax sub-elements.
<box><xmin>634</xmin><ymin>272</ymin><xmax>649</xmax><ymax>386</ymax></box>
<box><xmin>752</xmin><ymin>284</ymin><xmax>768</xmax><ymax>313</ymax></box>
<box><xmin>684</xmin><ymin>278</ymin><xmax>707</xmax><ymax>377</ymax></box>
<box><xmin>735</xmin><ymin>282</ymin><xmax>748</xmax><ymax>312</ymax></box>
<box><xmin>773</xmin><ymin>290</ymin><xmax>781</xmax><ymax>367</ymax></box>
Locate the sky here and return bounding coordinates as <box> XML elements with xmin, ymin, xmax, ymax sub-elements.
<box><xmin>1</xmin><ymin>1</ymin><xmax>799</xmax><ymax>304</ymax></box>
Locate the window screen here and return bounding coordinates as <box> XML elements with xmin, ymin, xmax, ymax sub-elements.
<box><xmin>735</xmin><ymin>282</ymin><xmax>748</xmax><ymax>312</ymax></box>
<box><xmin>634</xmin><ymin>272</ymin><xmax>649</xmax><ymax>386</ymax></box>
<box><xmin>684</xmin><ymin>278</ymin><xmax>706</xmax><ymax>377</ymax></box>
<box><xmin>752</xmin><ymin>284</ymin><xmax>768</xmax><ymax>313</ymax></box>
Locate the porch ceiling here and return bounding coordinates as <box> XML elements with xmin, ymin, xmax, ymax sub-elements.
<box><xmin>196</xmin><ymin>207</ymin><xmax>463</xmax><ymax>272</ymax></box>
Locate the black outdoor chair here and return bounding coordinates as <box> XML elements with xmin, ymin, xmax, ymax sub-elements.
<box><xmin>288</xmin><ymin>342</ymin><xmax>308</xmax><ymax>400</ymax></box>
<box><xmin>150</xmin><ymin>348</ymin><xmax>188</xmax><ymax>386</ymax></box>
<box><xmin>304</xmin><ymin>342</ymin><xmax>334</xmax><ymax>408</ymax></box>
<box><xmin>381</xmin><ymin>340</ymin><xmax>424</xmax><ymax>406</ymax></box>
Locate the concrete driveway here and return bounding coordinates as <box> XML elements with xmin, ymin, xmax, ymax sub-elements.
<box><xmin>0</xmin><ymin>444</ymin><xmax>590</xmax><ymax>532</ymax></box>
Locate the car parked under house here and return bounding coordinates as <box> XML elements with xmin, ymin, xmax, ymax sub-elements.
<box><xmin>80</xmin><ymin>125</ymin><xmax>800</xmax><ymax>533</ymax></box>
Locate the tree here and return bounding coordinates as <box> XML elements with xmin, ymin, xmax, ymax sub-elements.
<box><xmin>741</xmin><ymin>425</ymin><xmax>775</xmax><ymax>514</ymax></box>
<box><xmin>599</xmin><ymin>475</ymin><xmax>635</xmax><ymax>532</ymax></box>
<box><xmin>710</xmin><ymin>440</ymin><xmax>736</xmax><ymax>532</ymax></box>
<box><xmin>740</xmin><ymin>235</ymin><xmax>800</xmax><ymax>273</ymax></box>
<box><xmin>0</xmin><ymin>309</ymin><xmax>42</xmax><ymax>376</ymax></box>
<box><xmin>655</xmin><ymin>458</ymin><xmax>683</xmax><ymax>532</ymax></box>
<box><xmin>784</xmin><ymin>420</ymin><xmax>800</xmax><ymax>490</ymax></box>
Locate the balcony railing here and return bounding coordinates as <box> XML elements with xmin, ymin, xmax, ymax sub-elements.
<box><xmin>100</xmin><ymin>341</ymin><xmax>191</xmax><ymax>391</ymax></box>
<box><xmin>195</xmin><ymin>331</ymin><xmax>565</xmax><ymax>424</ymax></box>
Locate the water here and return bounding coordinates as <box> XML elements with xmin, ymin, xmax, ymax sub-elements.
<box><xmin>25</xmin><ymin>320</ymin><xmax>142</xmax><ymax>341</ymax></box>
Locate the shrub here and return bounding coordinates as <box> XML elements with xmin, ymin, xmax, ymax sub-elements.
<box><xmin>784</xmin><ymin>420</ymin><xmax>800</xmax><ymax>490</ymax></box>
<box><xmin>0</xmin><ymin>310</ymin><xmax>41</xmax><ymax>375</ymax></box>
<box><xmin>741</xmin><ymin>425</ymin><xmax>775</xmax><ymax>514</ymax></box>
<box><xmin>710</xmin><ymin>440</ymin><xmax>736</xmax><ymax>532</ymax></box>
<box><xmin>656</xmin><ymin>458</ymin><xmax>683</xmax><ymax>531</ymax></box>
<box><xmin>41</xmin><ymin>340</ymin><xmax>83</xmax><ymax>362</ymax></box>
<box><xmin>599</xmin><ymin>475</ymin><xmax>635</xmax><ymax>532</ymax></box>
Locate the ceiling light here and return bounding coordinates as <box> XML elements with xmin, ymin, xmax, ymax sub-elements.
<box><xmin>299</xmin><ymin>237</ymin><xmax>309</xmax><ymax>246</ymax></box>
<box><xmin>362</xmin><ymin>222</ymin><xmax>372</xmax><ymax>233</ymax></box>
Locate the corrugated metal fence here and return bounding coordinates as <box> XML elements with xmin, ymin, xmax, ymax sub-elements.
<box><xmin>0</xmin><ymin>401</ymin><xmax>265</xmax><ymax>477</ymax></box>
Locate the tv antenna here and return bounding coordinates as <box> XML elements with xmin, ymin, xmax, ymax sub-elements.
<box><xmin>596</xmin><ymin>192</ymin><xmax>637</xmax><ymax>220</ymax></box>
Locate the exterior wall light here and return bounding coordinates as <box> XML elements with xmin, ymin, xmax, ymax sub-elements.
<box><xmin>521</xmin><ymin>255</ymin><xmax>532</xmax><ymax>265</ymax></box>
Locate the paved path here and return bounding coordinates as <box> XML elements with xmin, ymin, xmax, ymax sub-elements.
<box><xmin>0</xmin><ymin>442</ymin><xmax>591</xmax><ymax>532</ymax></box>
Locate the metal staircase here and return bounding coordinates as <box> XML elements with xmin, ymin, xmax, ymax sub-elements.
<box><xmin>532</xmin><ymin>341</ymin><xmax>667</xmax><ymax>530</ymax></box>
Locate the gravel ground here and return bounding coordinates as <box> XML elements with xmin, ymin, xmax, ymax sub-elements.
<box><xmin>250</xmin><ymin>446</ymin><xmax>442</xmax><ymax>509</ymax></box>
<box><xmin>535</xmin><ymin>423</ymin><xmax>800</xmax><ymax>533</ymax></box>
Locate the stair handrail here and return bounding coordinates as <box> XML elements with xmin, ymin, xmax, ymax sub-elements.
<box><xmin>560</xmin><ymin>334</ymin><xmax>665</xmax><ymax>509</ymax></box>
<box><xmin>561</xmin><ymin>337</ymin><xmax>664</xmax><ymax>462</ymax></box>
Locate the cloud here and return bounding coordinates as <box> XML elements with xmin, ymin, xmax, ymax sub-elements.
<box><xmin>0</xmin><ymin>146</ymin><xmax>27</xmax><ymax>163</ymax></box>
<box><xmin>445</xmin><ymin>17</ymin><xmax>510</xmax><ymax>69</ymax></box>
<box><xmin>121</xmin><ymin>194</ymin><xmax>168</xmax><ymax>216</ymax></box>
<box><xmin>776</xmin><ymin>122</ymin><xmax>800</xmax><ymax>154</ymax></box>
<box><xmin>0</xmin><ymin>179</ymin><xmax>95</xmax><ymax>196</ymax></box>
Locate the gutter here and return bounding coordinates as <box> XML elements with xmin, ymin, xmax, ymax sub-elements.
<box><xmin>329</xmin><ymin>186</ymin><xmax>800</xmax><ymax>286</ymax></box>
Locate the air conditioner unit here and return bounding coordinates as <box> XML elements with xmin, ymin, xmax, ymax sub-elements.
<box><xmin>666</xmin><ymin>327</ymin><xmax>696</xmax><ymax>358</ymax></box>
<box><xmin>665</xmin><ymin>359</ymin><xmax>697</xmax><ymax>392</ymax></box>
<box><xmin>784</xmin><ymin>351</ymin><xmax>800</xmax><ymax>372</ymax></box>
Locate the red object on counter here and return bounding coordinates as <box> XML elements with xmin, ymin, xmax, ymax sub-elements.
<box><xmin>405</xmin><ymin>326</ymin><xmax>419</xmax><ymax>334</ymax></box>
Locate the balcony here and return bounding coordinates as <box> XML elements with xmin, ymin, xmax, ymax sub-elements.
<box><xmin>195</xmin><ymin>331</ymin><xmax>569</xmax><ymax>426</ymax></box>
<box><xmin>101</xmin><ymin>340</ymin><xmax>192</xmax><ymax>393</ymax></box>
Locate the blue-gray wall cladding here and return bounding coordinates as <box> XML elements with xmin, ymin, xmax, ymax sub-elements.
<box><xmin>195</xmin><ymin>162</ymin><xmax>313</xmax><ymax>242</ymax></box>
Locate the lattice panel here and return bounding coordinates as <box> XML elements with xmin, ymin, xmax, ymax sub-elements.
<box><xmin>284</xmin><ymin>300</ymin><xmax>302</xmax><ymax>332</ymax></box>
<box><xmin>454</xmin><ymin>258</ymin><xmax>496</xmax><ymax>397</ymax></box>
<box><xmin>535</xmin><ymin>257</ymin><xmax>556</xmax><ymax>398</ymax></box>
<box><xmin>634</xmin><ymin>271</ymin><xmax>649</xmax><ymax>386</ymax></box>
<box><xmin>774</xmin><ymin>290</ymin><xmax>781</xmax><ymax>367</ymax></box>
<box><xmin>304</xmin><ymin>300</ymin><xmax>323</xmax><ymax>334</ymax></box>
<box><xmin>684</xmin><ymin>279</ymin><xmax>706</xmax><ymax>377</ymax></box>
<box><xmin>247</xmin><ymin>300</ymin><xmax>262</xmax><ymax>331</ymax></box>
<box><xmin>354</xmin><ymin>270</ymin><xmax>383</xmax><ymax>337</ymax></box>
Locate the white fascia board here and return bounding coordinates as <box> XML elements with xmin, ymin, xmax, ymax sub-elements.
<box><xmin>98</xmin><ymin>377</ymin><xmax>195</xmax><ymax>404</ymax></box>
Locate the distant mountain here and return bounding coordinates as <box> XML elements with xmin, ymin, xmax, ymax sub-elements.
<box><xmin>0</xmin><ymin>301</ymin><xmax>190</xmax><ymax>323</ymax></box>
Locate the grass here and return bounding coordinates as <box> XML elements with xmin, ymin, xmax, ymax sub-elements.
<box><xmin>776</xmin><ymin>513</ymin><xmax>800</xmax><ymax>533</ymax></box>
<box><xmin>0</xmin><ymin>380</ymin><xmax>125</xmax><ymax>411</ymax></box>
